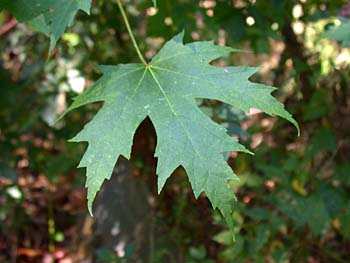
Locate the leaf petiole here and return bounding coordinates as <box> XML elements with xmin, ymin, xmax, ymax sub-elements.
<box><xmin>116</xmin><ymin>0</ymin><xmax>148</xmax><ymax>65</ymax></box>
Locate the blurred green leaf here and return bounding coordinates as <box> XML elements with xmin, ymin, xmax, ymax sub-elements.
<box><xmin>0</xmin><ymin>163</ymin><xmax>17</xmax><ymax>182</ymax></box>
<box><xmin>319</xmin><ymin>183</ymin><xmax>347</xmax><ymax>216</ymax></box>
<box><xmin>96</xmin><ymin>247</ymin><xmax>121</xmax><ymax>262</ymax></box>
<box><xmin>244</xmin><ymin>208</ymin><xmax>272</xmax><ymax>221</ymax></box>
<box><xmin>253</xmin><ymin>224</ymin><xmax>271</xmax><ymax>252</ymax></box>
<box><xmin>339</xmin><ymin>212</ymin><xmax>350</xmax><ymax>239</ymax></box>
<box><xmin>336</xmin><ymin>163</ymin><xmax>350</xmax><ymax>185</ymax></box>
<box><xmin>303</xmin><ymin>89</ymin><xmax>332</xmax><ymax>121</ymax></box>
<box><xmin>189</xmin><ymin>246</ymin><xmax>207</xmax><ymax>260</ymax></box>
<box><xmin>309</xmin><ymin>128</ymin><xmax>337</xmax><ymax>157</ymax></box>
<box><xmin>301</xmin><ymin>194</ymin><xmax>331</xmax><ymax>236</ymax></box>
<box><xmin>323</xmin><ymin>18</ymin><xmax>350</xmax><ymax>47</ymax></box>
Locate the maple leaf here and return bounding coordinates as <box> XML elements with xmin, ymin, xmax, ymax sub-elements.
<box><xmin>0</xmin><ymin>0</ymin><xmax>91</xmax><ymax>52</ymax></box>
<box><xmin>61</xmin><ymin>32</ymin><xmax>298</xmax><ymax>232</ymax></box>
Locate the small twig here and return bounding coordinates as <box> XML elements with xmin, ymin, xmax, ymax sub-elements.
<box><xmin>47</xmin><ymin>189</ymin><xmax>55</xmax><ymax>262</ymax></box>
<box><xmin>0</xmin><ymin>18</ymin><xmax>17</xmax><ymax>36</ymax></box>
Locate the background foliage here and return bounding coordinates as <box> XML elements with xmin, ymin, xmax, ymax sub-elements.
<box><xmin>0</xmin><ymin>0</ymin><xmax>349</xmax><ymax>262</ymax></box>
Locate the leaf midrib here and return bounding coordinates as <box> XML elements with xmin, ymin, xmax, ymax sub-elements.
<box><xmin>148</xmin><ymin>66</ymin><xmax>212</xmax><ymax>190</ymax></box>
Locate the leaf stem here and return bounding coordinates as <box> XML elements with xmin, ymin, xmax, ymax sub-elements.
<box><xmin>116</xmin><ymin>0</ymin><xmax>148</xmax><ymax>65</ymax></box>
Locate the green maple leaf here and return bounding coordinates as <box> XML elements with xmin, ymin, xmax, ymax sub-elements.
<box><xmin>0</xmin><ymin>0</ymin><xmax>91</xmax><ymax>52</ymax></box>
<box><xmin>61</xmin><ymin>32</ymin><xmax>298</xmax><ymax>232</ymax></box>
<box><xmin>0</xmin><ymin>0</ymin><xmax>52</xmax><ymax>21</ymax></box>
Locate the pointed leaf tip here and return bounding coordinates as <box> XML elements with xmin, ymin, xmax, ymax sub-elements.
<box><xmin>173</xmin><ymin>30</ymin><xmax>185</xmax><ymax>43</ymax></box>
<box><xmin>87</xmin><ymin>199</ymin><xmax>94</xmax><ymax>217</ymax></box>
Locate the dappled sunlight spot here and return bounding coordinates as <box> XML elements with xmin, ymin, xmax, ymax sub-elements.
<box><xmin>56</xmin><ymin>92</ymin><xmax>66</xmax><ymax>115</ymax></box>
<box><xmin>146</xmin><ymin>7</ymin><xmax>157</xmax><ymax>16</ymax></box>
<box><xmin>55</xmin><ymin>250</ymin><xmax>65</xmax><ymax>259</ymax></box>
<box><xmin>246</xmin><ymin>16</ymin><xmax>255</xmax><ymax>26</ymax></box>
<box><xmin>191</xmin><ymin>31</ymin><xmax>200</xmax><ymax>40</ymax></box>
<box><xmin>335</xmin><ymin>49</ymin><xmax>350</xmax><ymax>68</ymax></box>
<box><xmin>145</xmin><ymin>50</ymin><xmax>156</xmax><ymax>59</ymax></box>
<box><xmin>230</xmin><ymin>151</ymin><xmax>238</xmax><ymax>158</ymax></box>
<box><xmin>334</xmin><ymin>19</ymin><xmax>342</xmax><ymax>26</ymax></box>
<box><xmin>251</xmin><ymin>133</ymin><xmax>263</xmax><ymax>149</ymax></box>
<box><xmin>218</xmin><ymin>29</ymin><xmax>226</xmax><ymax>47</ymax></box>
<box><xmin>199</xmin><ymin>0</ymin><xmax>216</xmax><ymax>17</ymax></box>
<box><xmin>271</xmin><ymin>22</ymin><xmax>279</xmax><ymax>31</ymax></box>
<box><xmin>196</xmin><ymin>12</ymin><xmax>205</xmax><ymax>29</ymax></box>
<box><xmin>62</xmin><ymin>33</ymin><xmax>80</xmax><ymax>47</ymax></box>
<box><xmin>265</xmin><ymin>180</ymin><xmax>276</xmax><ymax>191</ymax></box>
<box><xmin>285</xmin><ymin>58</ymin><xmax>293</xmax><ymax>70</ymax></box>
<box><xmin>6</xmin><ymin>186</ymin><xmax>22</xmax><ymax>199</ymax></box>
<box><xmin>199</xmin><ymin>0</ymin><xmax>216</xmax><ymax>9</ymax></box>
<box><xmin>17</xmin><ymin>159</ymin><xmax>29</xmax><ymax>169</ymax></box>
<box><xmin>146</xmin><ymin>37</ymin><xmax>165</xmax><ymax>59</ymax></box>
<box><xmin>164</xmin><ymin>17</ymin><xmax>173</xmax><ymax>26</ymax></box>
<box><xmin>58</xmin><ymin>258</ymin><xmax>73</xmax><ymax>263</ymax></box>
<box><xmin>234</xmin><ymin>0</ymin><xmax>247</xmax><ymax>8</ymax></box>
<box><xmin>243</xmin><ymin>195</ymin><xmax>251</xmax><ymax>204</ymax></box>
<box><xmin>111</xmin><ymin>224</ymin><xmax>120</xmax><ymax>236</ymax></box>
<box><xmin>114</xmin><ymin>241</ymin><xmax>126</xmax><ymax>258</ymax></box>
<box><xmin>206</xmin><ymin>9</ymin><xmax>214</xmax><ymax>17</ymax></box>
<box><xmin>293</xmin><ymin>4</ymin><xmax>304</xmax><ymax>19</ymax></box>
<box><xmin>67</xmin><ymin>69</ymin><xmax>86</xmax><ymax>93</ymax></box>
<box><xmin>261</xmin><ymin>118</ymin><xmax>274</xmax><ymax>130</ymax></box>
<box><xmin>15</xmin><ymin>147</ymin><xmax>27</xmax><ymax>156</ymax></box>
<box><xmin>293</xmin><ymin>21</ymin><xmax>305</xmax><ymax>34</ymax></box>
